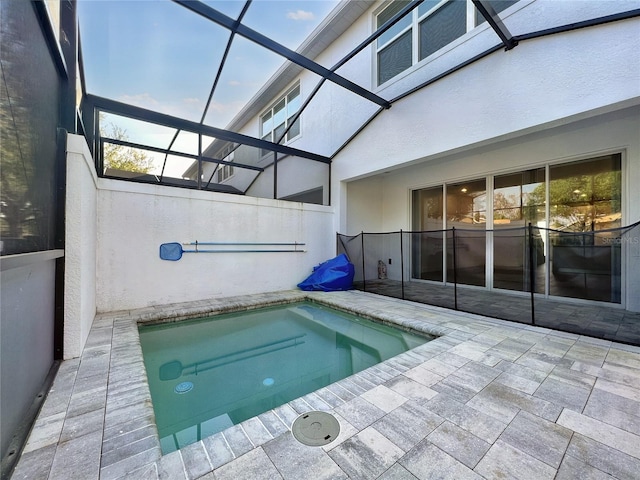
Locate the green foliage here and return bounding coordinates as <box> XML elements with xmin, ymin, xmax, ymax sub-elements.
<box><xmin>101</xmin><ymin>122</ymin><xmax>154</xmax><ymax>173</ymax></box>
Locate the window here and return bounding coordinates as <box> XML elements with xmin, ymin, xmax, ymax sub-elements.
<box><xmin>215</xmin><ymin>144</ymin><xmax>235</xmax><ymax>183</ymax></box>
<box><xmin>260</xmin><ymin>84</ymin><xmax>301</xmax><ymax>157</ymax></box>
<box><xmin>411</xmin><ymin>153</ymin><xmax>623</xmax><ymax>303</ymax></box>
<box><xmin>217</xmin><ymin>164</ymin><xmax>234</xmax><ymax>183</ymax></box>
<box><xmin>376</xmin><ymin>0</ymin><xmax>519</xmax><ymax>85</ymax></box>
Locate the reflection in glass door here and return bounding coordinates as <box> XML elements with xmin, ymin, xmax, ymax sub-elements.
<box><xmin>411</xmin><ymin>187</ymin><xmax>443</xmax><ymax>281</ymax></box>
<box><xmin>446</xmin><ymin>179</ymin><xmax>486</xmax><ymax>287</ymax></box>
<box><xmin>548</xmin><ymin>154</ymin><xmax>622</xmax><ymax>302</ymax></box>
<box><xmin>493</xmin><ymin>169</ymin><xmax>546</xmax><ymax>293</ymax></box>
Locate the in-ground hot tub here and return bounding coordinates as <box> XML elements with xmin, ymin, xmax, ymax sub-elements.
<box><xmin>138</xmin><ymin>300</ymin><xmax>432</xmax><ymax>453</ymax></box>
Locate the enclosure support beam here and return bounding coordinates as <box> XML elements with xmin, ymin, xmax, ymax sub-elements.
<box><xmin>173</xmin><ymin>0</ymin><xmax>391</xmax><ymax>109</ymax></box>
<box><xmin>472</xmin><ymin>0</ymin><xmax>518</xmax><ymax>50</ymax></box>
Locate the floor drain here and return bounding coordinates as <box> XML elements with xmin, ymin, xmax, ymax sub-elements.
<box><xmin>292</xmin><ymin>411</ymin><xmax>340</xmax><ymax>446</ymax></box>
<box><xmin>174</xmin><ymin>381</ymin><xmax>194</xmax><ymax>394</ymax></box>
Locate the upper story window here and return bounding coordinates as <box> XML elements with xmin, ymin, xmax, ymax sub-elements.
<box><xmin>216</xmin><ymin>143</ymin><xmax>235</xmax><ymax>182</ymax></box>
<box><xmin>260</xmin><ymin>84</ymin><xmax>301</xmax><ymax>157</ymax></box>
<box><xmin>376</xmin><ymin>0</ymin><xmax>518</xmax><ymax>86</ymax></box>
<box><xmin>217</xmin><ymin>163</ymin><xmax>234</xmax><ymax>183</ymax></box>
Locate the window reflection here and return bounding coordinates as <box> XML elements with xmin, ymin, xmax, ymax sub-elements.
<box><xmin>493</xmin><ymin>169</ymin><xmax>545</xmax><ymax>293</ymax></box>
<box><xmin>411</xmin><ymin>187</ymin><xmax>443</xmax><ymax>281</ymax></box>
<box><xmin>549</xmin><ymin>155</ymin><xmax>622</xmax><ymax>302</ymax></box>
<box><xmin>447</xmin><ymin>179</ymin><xmax>486</xmax><ymax>287</ymax></box>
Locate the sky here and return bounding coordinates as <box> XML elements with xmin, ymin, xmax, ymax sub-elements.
<box><xmin>77</xmin><ymin>0</ymin><xmax>340</xmax><ymax>177</ymax></box>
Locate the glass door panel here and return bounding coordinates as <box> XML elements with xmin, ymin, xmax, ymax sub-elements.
<box><xmin>493</xmin><ymin>169</ymin><xmax>545</xmax><ymax>293</ymax></box>
<box><xmin>446</xmin><ymin>179</ymin><xmax>486</xmax><ymax>287</ymax></box>
<box><xmin>548</xmin><ymin>154</ymin><xmax>622</xmax><ymax>302</ymax></box>
<box><xmin>411</xmin><ymin>187</ymin><xmax>444</xmax><ymax>281</ymax></box>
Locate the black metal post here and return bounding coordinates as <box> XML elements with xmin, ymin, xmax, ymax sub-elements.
<box><xmin>400</xmin><ymin>230</ymin><xmax>405</xmax><ymax>300</ymax></box>
<box><xmin>452</xmin><ymin>227</ymin><xmax>458</xmax><ymax>310</ymax></box>
<box><xmin>528</xmin><ymin>223</ymin><xmax>536</xmax><ymax>325</ymax></box>
<box><xmin>361</xmin><ymin>232</ymin><xmax>366</xmax><ymax>292</ymax></box>
<box><xmin>273</xmin><ymin>151</ymin><xmax>278</xmax><ymax>199</ymax></box>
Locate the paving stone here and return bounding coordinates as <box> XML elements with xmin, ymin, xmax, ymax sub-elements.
<box><xmin>384</xmin><ymin>375</ymin><xmax>439</xmax><ymax>402</ymax></box>
<box><xmin>548</xmin><ymin>365</ymin><xmax>596</xmax><ymax>389</ymax></box>
<box><xmin>10</xmin><ymin>443</ymin><xmax>57</xmax><ymax>480</ymax></box>
<box><xmin>498</xmin><ymin>410</ymin><xmax>572</xmax><ymax>469</ymax></box>
<box><xmin>60</xmin><ymin>408</ymin><xmax>105</xmax><ymax>444</ymax></box>
<box><xmin>555</xmin><ymin>454</ymin><xmax>615</xmax><ymax>480</ymax></box>
<box><xmin>241</xmin><ymin>417</ymin><xmax>273</xmax><ymax>447</ymax></box>
<box><xmin>99</xmin><ymin>447</ymin><xmax>161</xmax><ymax>480</ymax></box>
<box><xmin>566</xmin><ymin>433</ymin><xmax>640</xmax><ymax>479</ymax></box>
<box><xmin>400</xmin><ymin>441</ymin><xmax>481</xmax><ymax>480</ymax></box>
<box><xmin>430</xmin><ymin>375</ymin><xmax>478</xmax><ymax>403</ymax></box>
<box><xmin>321</xmin><ymin>412</ymin><xmax>358</xmax><ymax>452</ymax></box>
<box><xmin>214</xmin><ymin>447</ymin><xmax>283</xmax><ymax>480</ymax></box>
<box><xmin>300</xmin><ymin>392</ymin><xmax>331</xmax><ymax>411</ymax></box>
<box><xmin>403</xmin><ymin>366</ymin><xmax>444</xmax><ymax>387</ymax></box>
<box><xmin>48</xmin><ymin>430</ymin><xmax>103</xmax><ymax>480</ymax></box>
<box><xmin>101</xmin><ymin>433</ymin><xmax>158</xmax><ymax>469</ymax></box>
<box><xmin>474</xmin><ymin>439</ymin><xmax>556</xmax><ymax>480</ymax></box>
<box><xmin>427</xmin><ymin>421</ymin><xmax>491</xmax><ymax>469</ymax></box>
<box><xmin>257</xmin><ymin>411</ymin><xmax>289</xmax><ymax>438</ymax></box>
<box><xmin>372</xmin><ymin>399</ymin><xmax>444</xmax><ymax>451</ymax></box>
<box><xmin>605</xmin><ymin>349</ymin><xmax>640</xmax><ymax>371</ymax></box>
<box><xmin>515</xmin><ymin>352</ymin><xmax>562</xmax><ymax>373</ymax></box>
<box><xmin>202</xmin><ymin>432</ymin><xmax>235</xmax><ymax>470</ymax></box>
<box><xmin>222</xmin><ymin>425</ymin><xmax>254</xmax><ymax>458</ymax></box>
<box><xmin>156</xmin><ymin>451</ymin><xmax>187</xmax><ymax>480</ymax></box>
<box><xmin>377</xmin><ymin>464</ymin><xmax>419</xmax><ymax>480</ymax></box>
<box><xmin>595</xmin><ymin>377</ymin><xmax>640</xmax><ymax>402</ymax></box>
<box><xmin>334</xmin><ymin>396</ymin><xmax>386</xmax><ymax>431</ymax></box>
<box><xmin>564</xmin><ymin>343</ymin><xmax>609</xmax><ymax>366</ymax></box>
<box><xmin>426</xmin><ymin>393</ymin><xmax>507</xmax><ymax>443</ymax></box>
<box><xmin>329</xmin><ymin>426</ymin><xmax>404</xmax><ymax>480</ymax></box>
<box><xmin>361</xmin><ymin>385</ymin><xmax>407</xmax><ymax>413</ymax></box>
<box><xmin>572</xmin><ymin>361</ymin><xmax>640</xmax><ymax>390</ymax></box>
<box><xmin>22</xmin><ymin>412</ymin><xmax>66</xmax><ymax>453</ymax></box>
<box><xmin>533</xmin><ymin>377</ymin><xmax>591</xmax><ymax>412</ymax></box>
<box><xmin>178</xmin><ymin>441</ymin><xmax>212</xmax><ymax>479</ymax></box>
<box><xmin>558</xmin><ymin>409</ymin><xmax>640</xmax><ymax>460</ymax></box>
<box><xmin>102</xmin><ymin>424</ymin><xmax>158</xmax><ymax>454</ymax></box>
<box><xmin>494</xmin><ymin>360</ymin><xmax>549</xmax><ymax>383</ymax></box>
<box><xmin>466</xmin><ymin>382</ymin><xmax>561</xmax><ymax>423</ymax></box>
<box><xmin>494</xmin><ymin>371</ymin><xmax>540</xmax><ymax>394</ymax></box>
<box><xmin>272</xmin><ymin>403</ymin><xmax>299</xmax><ymax>429</ymax></box>
<box><xmin>448</xmin><ymin>361</ymin><xmax>501</xmax><ymax>392</ymax></box>
<box><xmin>325</xmin><ymin>382</ymin><xmax>357</xmax><ymax>402</ymax></box>
<box><xmin>583</xmin><ymin>388</ymin><xmax>640</xmax><ymax>435</ymax></box>
<box><xmin>263</xmin><ymin>432</ymin><xmax>346</xmax><ymax>480</ymax></box>
<box><xmin>120</xmin><ymin>461</ymin><xmax>157</xmax><ymax>480</ymax></box>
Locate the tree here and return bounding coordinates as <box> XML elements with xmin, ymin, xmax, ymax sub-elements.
<box><xmin>101</xmin><ymin>120</ymin><xmax>155</xmax><ymax>173</ymax></box>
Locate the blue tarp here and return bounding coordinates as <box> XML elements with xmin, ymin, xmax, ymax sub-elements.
<box><xmin>297</xmin><ymin>254</ymin><xmax>355</xmax><ymax>291</ymax></box>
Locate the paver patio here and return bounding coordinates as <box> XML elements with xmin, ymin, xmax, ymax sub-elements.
<box><xmin>11</xmin><ymin>290</ymin><xmax>640</xmax><ymax>479</ymax></box>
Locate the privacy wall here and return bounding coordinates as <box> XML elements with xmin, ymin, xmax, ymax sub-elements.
<box><xmin>94</xmin><ymin>171</ymin><xmax>335</xmax><ymax>313</ymax></box>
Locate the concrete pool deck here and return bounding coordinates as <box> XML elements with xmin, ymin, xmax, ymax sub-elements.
<box><xmin>11</xmin><ymin>290</ymin><xmax>640</xmax><ymax>479</ymax></box>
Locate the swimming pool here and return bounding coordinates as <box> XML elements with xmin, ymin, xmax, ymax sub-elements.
<box><xmin>138</xmin><ymin>301</ymin><xmax>432</xmax><ymax>453</ymax></box>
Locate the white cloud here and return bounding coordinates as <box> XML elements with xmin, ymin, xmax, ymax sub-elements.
<box><xmin>286</xmin><ymin>10</ymin><xmax>315</xmax><ymax>21</ymax></box>
<box><xmin>228</xmin><ymin>80</ymin><xmax>241</xmax><ymax>86</ymax></box>
<box><xmin>118</xmin><ymin>92</ymin><xmax>160</xmax><ymax>110</ymax></box>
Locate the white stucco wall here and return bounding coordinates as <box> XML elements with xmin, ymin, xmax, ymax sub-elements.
<box><xmin>64</xmin><ymin>134</ymin><xmax>98</xmax><ymax>359</ymax></box>
<box><xmin>95</xmin><ymin>180</ymin><xmax>335</xmax><ymax>312</ymax></box>
<box><xmin>341</xmin><ymin>106</ymin><xmax>640</xmax><ymax>310</ymax></box>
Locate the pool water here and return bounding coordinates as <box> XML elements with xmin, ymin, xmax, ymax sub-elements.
<box><xmin>138</xmin><ymin>301</ymin><xmax>431</xmax><ymax>453</ymax></box>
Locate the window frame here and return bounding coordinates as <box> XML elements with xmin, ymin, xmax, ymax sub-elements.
<box><xmin>374</xmin><ymin>0</ymin><xmax>519</xmax><ymax>87</ymax></box>
<box><xmin>259</xmin><ymin>83</ymin><xmax>301</xmax><ymax>158</ymax></box>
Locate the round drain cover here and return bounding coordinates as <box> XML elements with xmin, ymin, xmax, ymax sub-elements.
<box><xmin>292</xmin><ymin>411</ymin><xmax>340</xmax><ymax>446</ymax></box>
<box><xmin>174</xmin><ymin>381</ymin><xmax>194</xmax><ymax>394</ymax></box>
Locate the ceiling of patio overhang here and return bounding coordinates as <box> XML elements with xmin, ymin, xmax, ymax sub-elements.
<box><xmin>77</xmin><ymin>0</ymin><xmax>527</xmax><ymax>172</ymax></box>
